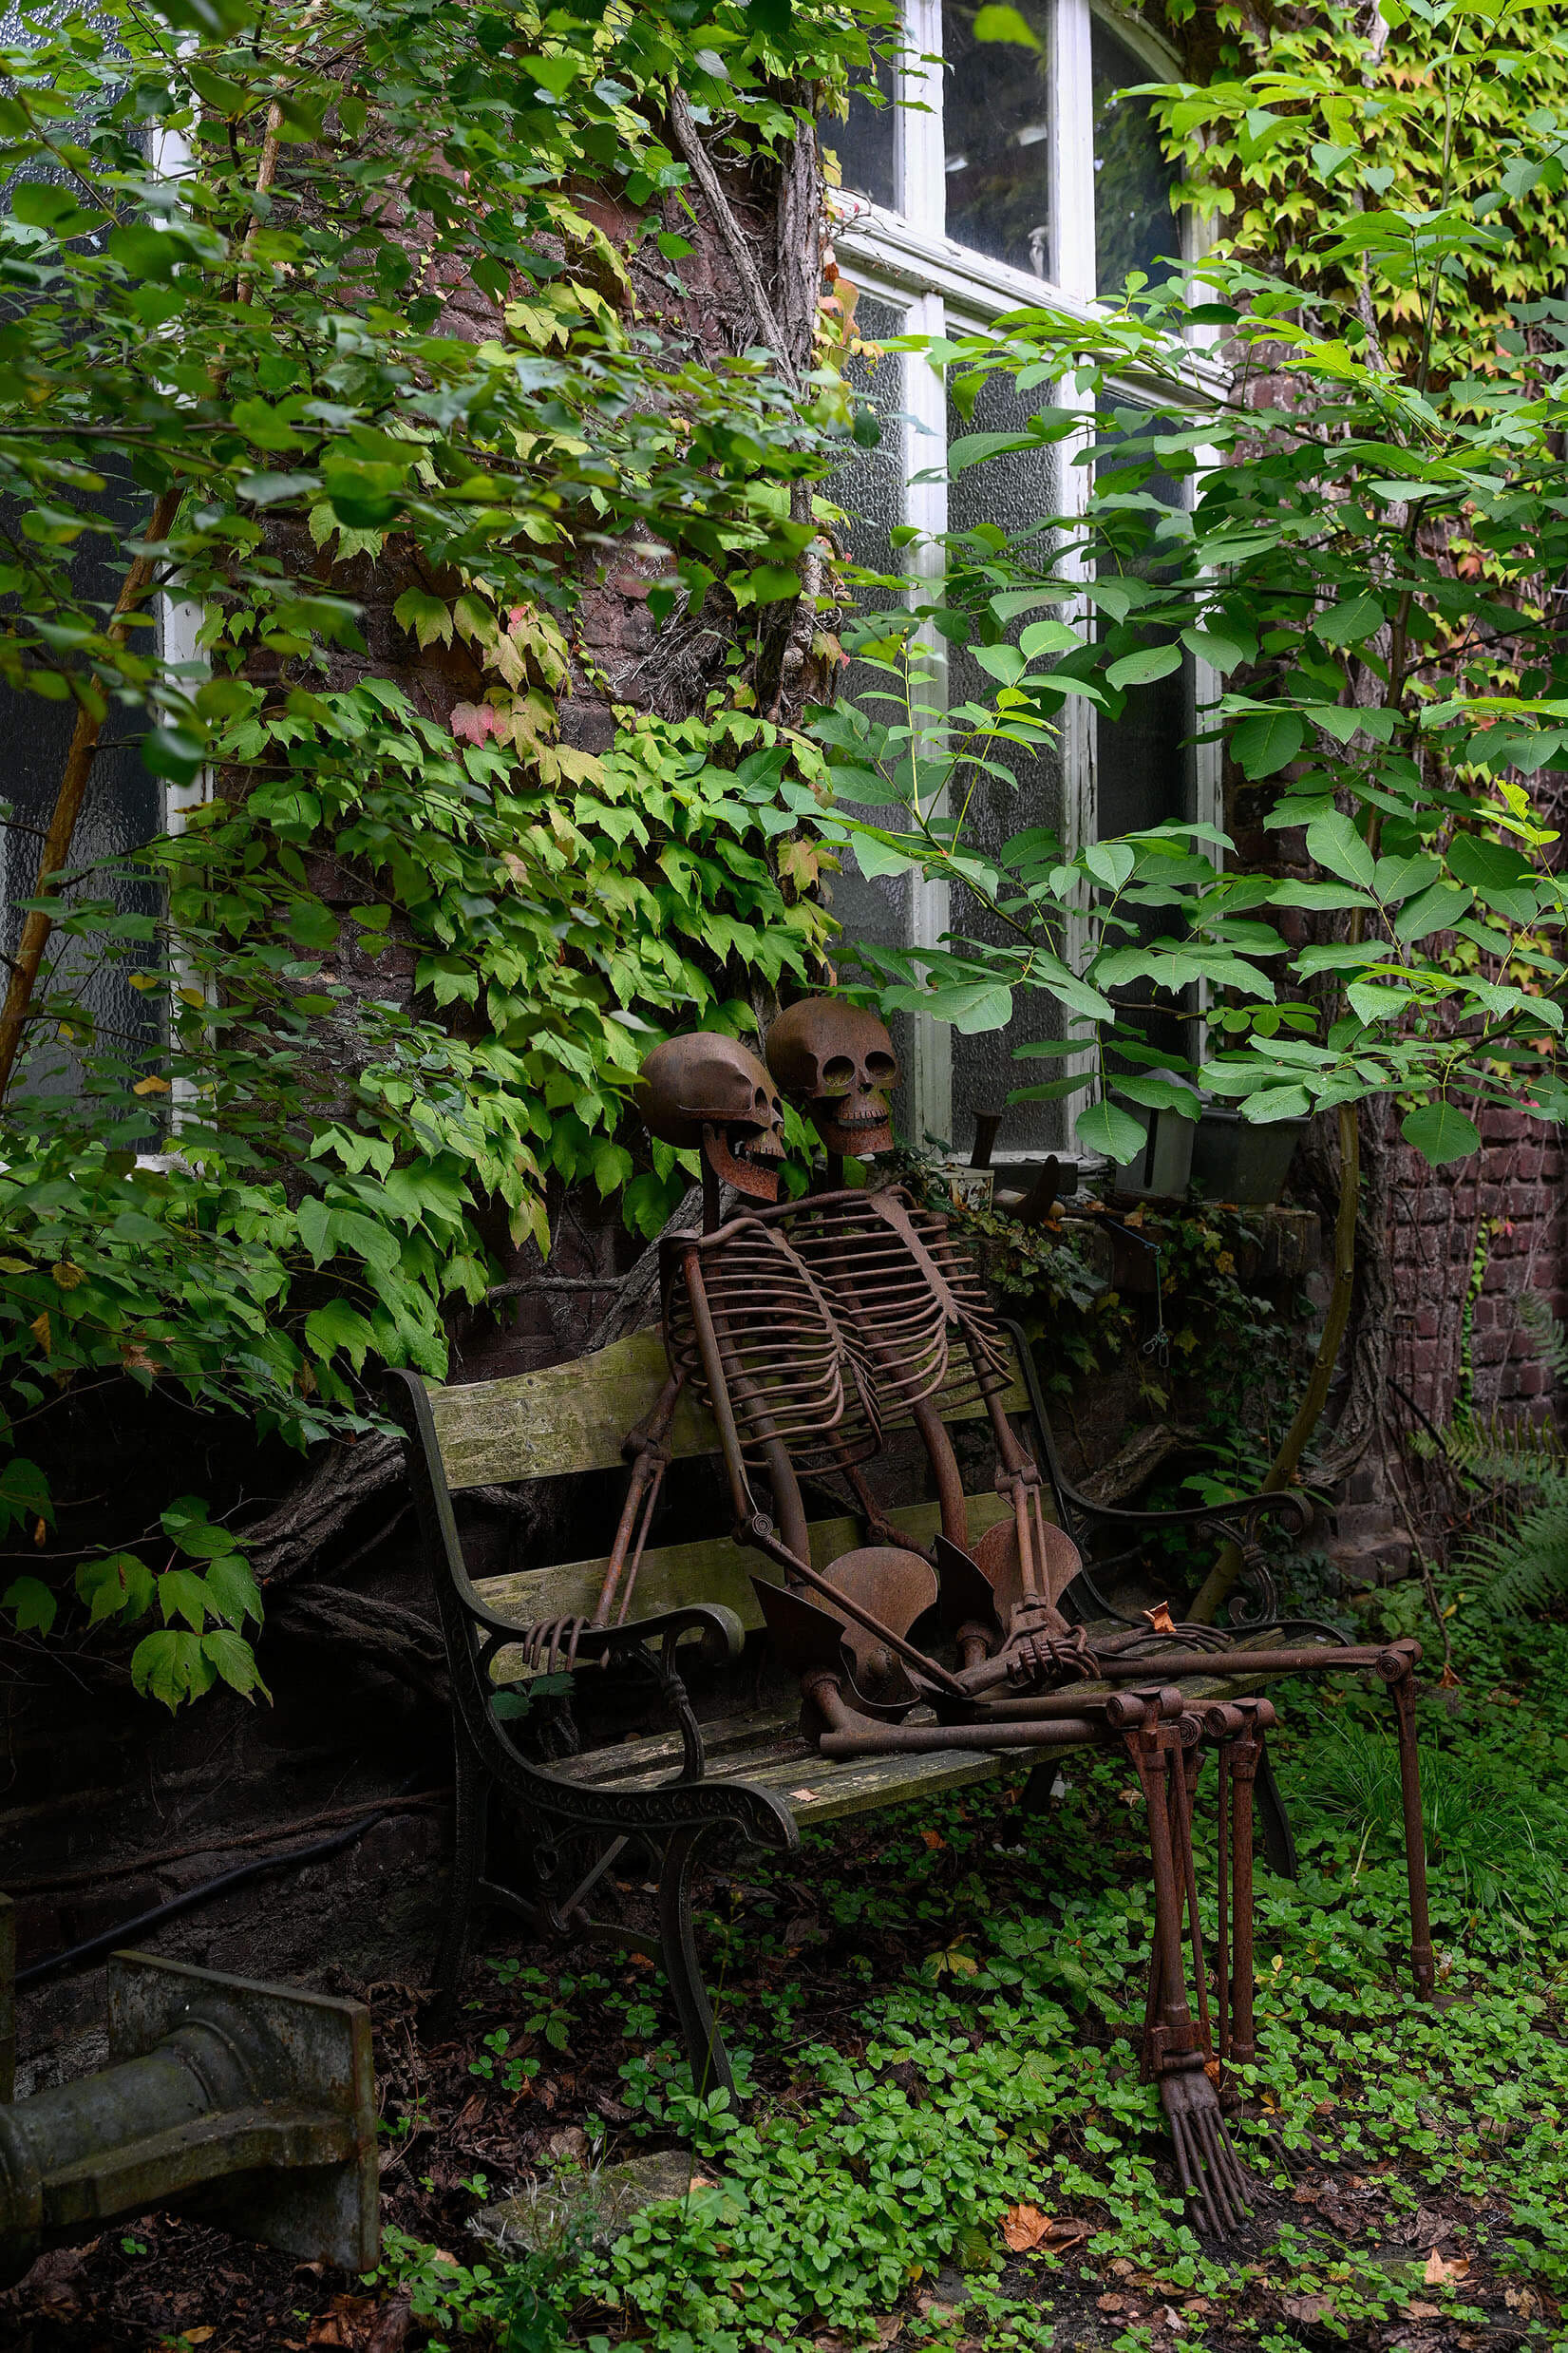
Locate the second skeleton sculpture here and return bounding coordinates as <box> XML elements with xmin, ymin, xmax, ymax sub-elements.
<box><xmin>628</xmin><ymin>1014</ymin><xmax>1431</xmax><ymax>2232</ymax></box>
<box><xmin>764</xmin><ymin>998</ymin><xmax>1433</xmax><ymax>1937</ymax></box>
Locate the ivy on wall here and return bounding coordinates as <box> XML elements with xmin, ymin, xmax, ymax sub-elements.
<box><xmin>0</xmin><ymin>0</ymin><xmax>881</xmax><ymax>1695</ymax></box>
<box><xmin>1145</xmin><ymin>0</ymin><xmax>1568</xmax><ymax>387</ymax></box>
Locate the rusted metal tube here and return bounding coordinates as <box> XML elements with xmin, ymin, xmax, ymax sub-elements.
<box><xmin>817</xmin><ymin>1712</ymin><xmax>1106</xmax><ymax>1759</ymax></box>
<box><xmin>943</xmin><ymin>1688</ymin><xmax>1118</xmax><ymax>1723</ymax></box>
<box><xmin>912</xmin><ymin>1395</ymin><xmax>970</xmax><ymax>1547</ymax></box>
<box><xmin>1389</xmin><ymin>1667</ymin><xmax>1436</xmax><ymax>2001</ymax></box>
<box><xmin>1084</xmin><ymin>1643</ymin><xmax>1419</xmax><ymax>1683</ymax></box>
<box><xmin>1226</xmin><ymin>1730</ymin><xmax>1260</xmax><ymax>2068</ymax></box>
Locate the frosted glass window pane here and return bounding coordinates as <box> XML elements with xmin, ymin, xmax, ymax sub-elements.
<box><xmin>945</xmin><ymin>370</ymin><xmax>1067</xmax><ymax>1156</ymax></box>
<box><xmin>1092</xmin><ymin>20</ymin><xmax>1178</xmax><ymax>296</ymax></box>
<box><xmin>942</xmin><ymin>0</ymin><xmax>1053</xmax><ymax>279</ymax></box>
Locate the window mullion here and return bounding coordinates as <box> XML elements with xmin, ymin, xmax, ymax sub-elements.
<box><xmin>1048</xmin><ymin>0</ymin><xmax>1096</xmax><ymax>302</ymax></box>
<box><xmin>902</xmin><ymin>286</ymin><xmax>953</xmax><ymax>1154</ymax></box>
<box><xmin>898</xmin><ymin>0</ymin><xmax>946</xmax><ymax>242</ymax></box>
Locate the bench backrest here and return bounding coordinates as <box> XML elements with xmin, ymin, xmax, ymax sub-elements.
<box><xmin>422</xmin><ymin>1326</ymin><xmax>1042</xmax><ymax>1638</ymax></box>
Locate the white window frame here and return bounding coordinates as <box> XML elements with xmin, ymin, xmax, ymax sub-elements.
<box><xmin>826</xmin><ymin>0</ymin><xmax>1222</xmax><ymax>1155</ymax></box>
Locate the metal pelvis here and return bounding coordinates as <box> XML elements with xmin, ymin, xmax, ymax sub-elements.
<box><xmin>753</xmin><ymin>1544</ymin><xmax>939</xmax><ymax>1720</ymax></box>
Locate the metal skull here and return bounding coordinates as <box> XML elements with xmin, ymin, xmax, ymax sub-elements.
<box><xmin>767</xmin><ymin>998</ymin><xmax>898</xmax><ymax>1160</ymax></box>
<box><xmin>635</xmin><ymin>1032</ymin><xmax>784</xmax><ymax>1201</ymax></box>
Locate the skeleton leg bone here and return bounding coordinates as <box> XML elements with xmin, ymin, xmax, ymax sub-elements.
<box><xmin>1124</xmin><ymin>1697</ymin><xmax>1257</xmax><ymax>2240</ymax></box>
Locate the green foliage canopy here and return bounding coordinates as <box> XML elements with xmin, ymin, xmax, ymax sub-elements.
<box><xmin>0</xmin><ymin>0</ymin><xmax>877</xmax><ymax>1691</ymax></box>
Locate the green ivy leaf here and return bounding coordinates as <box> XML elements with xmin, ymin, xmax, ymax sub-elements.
<box><xmin>131</xmin><ymin>1629</ymin><xmax>217</xmax><ymax>1711</ymax></box>
<box><xmin>1105</xmin><ymin>644</ymin><xmax>1182</xmax><ymax>691</ymax></box>
<box><xmin>3</xmin><ymin>1575</ymin><xmax>57</xmax><ymax>1636</ymax></box>
<box><xmin>391</xmin><ymin>588</ymin><xmax>454</xmax><ymax>649</ymax></box>
<box><xmin>1446</xmin><ymin>834</ymin><xmax>1540</xmax><ymax>925</ymax></box>
<box><xmin>305</xmin><ymin>1299</ymin><xmax>378</xmax><ymax>1369</ymax></box>
<box><xmin>1314</xmin><ymin>594</ymin><xmax>1385</xmax><ymax>646</ymax></box>
<box><xmin>1232</xmin><ymin>710</ymin><xmax>1307</xmax><ymax>779</ymax></box>
<box><xmin>159</xmin><ymin>1566</ymin><xmax>217</xmax><ymax>1632</ymax></box>
<box><xmin>76</xmin><ymin>1551</ymin><xmax>157</xmax><ymax>1625</ymax></box>
<box><xmin>1394</xmin><ymin>880</ymin><xmax>1472</xmax><ymax>942</ymax></box>
<box><xmin>0</xmin><ymin>1455</ymin><xmax>52</xmax><ymax>1538</ymax></box>
<box><xmin>202</xmin><ymin>1626</ymin><xmax>272</xmax><ymax>1700</ymax></box>
<box><xmin>201</xmin><ymin>1552</ymin><xmax>265</xmax><ymax>1630</ymax></box>
<box><xmin>1306</xmin><ymin>809</ymin><xmax>1376</xmax><ymax>890</ymax></box>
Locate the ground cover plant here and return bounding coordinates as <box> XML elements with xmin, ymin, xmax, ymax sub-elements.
<box><xmin>9</xmin><ymin>1573</ymin><xmax>1566</xmax><ymax>2353</ymax></box>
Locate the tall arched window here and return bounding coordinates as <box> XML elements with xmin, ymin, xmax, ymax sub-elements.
<box><xmin>824</xmin><ymin>0</ymin><xmax>1217</xmax><ymax>1161</ymax></box>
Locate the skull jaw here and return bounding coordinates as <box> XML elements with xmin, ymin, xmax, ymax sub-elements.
<box><xmin>703</xmin><ymin>1119</ymin><xmax>783</xmax><ymax>1203</ymax></box>
<box><xmin>809</xmin><ymin>1089</ymin><xmax>895</xmax><ymax>1161</ymax></box>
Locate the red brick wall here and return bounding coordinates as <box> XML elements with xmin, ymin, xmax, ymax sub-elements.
<box><xmin>1392</xmin><ymin>1111</ymin><xmax>1568</xmax><ymax>1426</ymax></box>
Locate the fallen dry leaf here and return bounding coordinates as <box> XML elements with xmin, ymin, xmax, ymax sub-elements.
<box><xmin>1001</xmin><ymin>2202</ymin><xmax>1051</xmax><ymax>2252</ymax></box>
<box><xmin>1096</xmin><ymin>2292</ymin><xmax>1125</xmax><ymax>2313</ymax></box>
<box><xmin>872</xmin><ymin>2318</ymin><xmax>903</xmax><ymax>2345</ymax></box>
<box><xmin>920</xmin><ymin>1829</ymin><xmax>946</xmax><ymax>1850</ymax></box>
<box><xmin>184</xmin><ymin>2334</ymin><xmax>216</xmax><ymax>2348</ymax></box>
<box><xmin>1283</xmin><ymin>2294</ymin><xmax>1336</xmax><ymax>2325</ymax></box>
<box><xmin>364</xmin><ymin>2298</ymin><xmax>412</xmax><ymax>2353</ymax></box>
<box><xmin>1424</xmin><ymin>2248</ymin><xmax>1471</xmax><ymax>2287</ymax></box>
<box><xmin>307</xmin><ymin>2294</ymin><xmax>379</xmax><ymax>2348</ymax></box>
<box><xmin>1161</xmin><ymin>2305</ymin><xmax>1186</xmax><ymax>2333</ymax></box>
<box><xmin>1407</xmin><ymin>2303</ymin><xmax>1442</xmax><ymax>2321</ymax></box>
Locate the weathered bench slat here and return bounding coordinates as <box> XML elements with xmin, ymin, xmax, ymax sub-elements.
<box><xmin>430</xmin><ymin>1329</ymin><xmax>1030</xmax><ymax>1491</ymax></box>
<box><xmin>478</xmin><ymin>1491</ymin><xmax>1016</xmax><ymax>1663</ymax></box>
<box><xmin>550</xmin><ymin>1645</ymin><xmax>1281</xmax><ymax>1826</ymax></box>
<box><xmin>555</xmin><ymin>1705</ymin><xmax>803</xmax><ymax>1786</ymax></box>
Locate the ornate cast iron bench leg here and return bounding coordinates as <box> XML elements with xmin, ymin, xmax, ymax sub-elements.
<box><xmin>658</xmin><ymin>1820</ymin><xmax>736</xmax><ymax>2103</ymax></box>
<box><xmin>427</xmin><ymin>1725</ymin><xmax>488</xmax><ymax>2038</ymax></box>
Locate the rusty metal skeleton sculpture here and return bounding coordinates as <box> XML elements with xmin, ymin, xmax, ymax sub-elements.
<box><xmin>715</xmin><ymin>1006</ymin><xmax>1431</xmax><ymax>2229</ymax></box>
<box><xmin>531</xmin><ymin>1013</ymin><xmax>1432</xmax><ymax>2236</ymax></box>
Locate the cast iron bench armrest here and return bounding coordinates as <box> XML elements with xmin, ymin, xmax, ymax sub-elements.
<box><xmin>1051</xmin><ymin>1486</ymin><xmax>1308</xmax><ymax>1537</ymax></box>
<box><xmin>998</xmin><ymin>1319</ymin><xmax>1308</xmax><ymax>1547</ymax></box>
<box><xmin>476</xmin><ymin>1597</ymin><xmax>746</xmax><ymax>1661</ymax></box>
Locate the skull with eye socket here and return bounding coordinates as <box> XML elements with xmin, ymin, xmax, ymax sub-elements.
<box><xmin>635</xmin><ymin>1033</ymin><xmax>785</xmax><ymax>1202</ymax></box>
<box><xmin>767</xmin><ymin>998</ymin><xmax>899</xmax><ymax>1162</ymax></box>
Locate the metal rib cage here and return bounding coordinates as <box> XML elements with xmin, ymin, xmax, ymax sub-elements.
<box><xmin>770</xmin><ymin>1188</ymin><xmax>1015</xmax><ymax>1423</ymax></box>
<box><xmin>770</xmin><ymin>1191</ymin><xmax>957</xmax><ymax>1416</ymax></box>
<box><xmin>905</xmin><ymin>1201</ymin><xmax>1017</xmax><ymax>1396</ymax></box>
<box><xmin>661</xmin><ymin>1220</ymin><xmax>884</xmax><ymax>1472</ymax></box>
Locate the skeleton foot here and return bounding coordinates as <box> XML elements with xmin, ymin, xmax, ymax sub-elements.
<box><xmin>1159</xmin><ymin>2060</ymin><xmax>1257</xmax><ymax>2241</ymax></box>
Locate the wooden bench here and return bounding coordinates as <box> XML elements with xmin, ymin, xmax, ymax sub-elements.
<box><xmin>386</xmin><ymin>1322</ymin><xmax>1281</xmax><ymax>2100</ymax></box>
